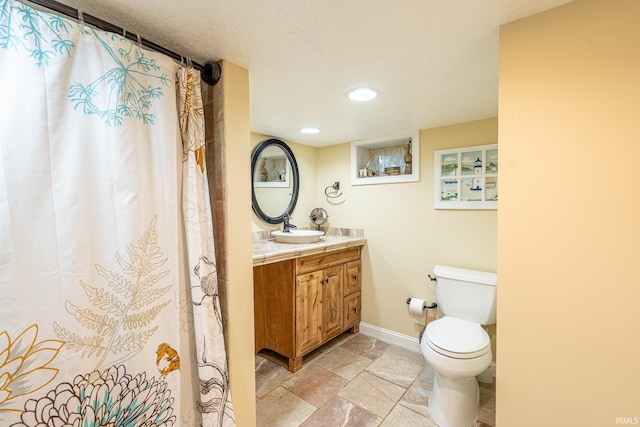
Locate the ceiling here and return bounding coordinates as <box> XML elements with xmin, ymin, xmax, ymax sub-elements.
<box><xmin>57</xmin><ymin>0</ymin><xmax>572</xmax><ymax>147</ymax></box>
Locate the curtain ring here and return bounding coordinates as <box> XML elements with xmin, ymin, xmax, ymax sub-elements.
<box><xmin>78</xmin><ymin>10</ymin><xmax>84</xmax><ymax>33</ymax></box>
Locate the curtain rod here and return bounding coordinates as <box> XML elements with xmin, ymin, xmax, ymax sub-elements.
<box><xmin>23</xmin><ymin>0</ymin><xmax>221</xmax><ymax>86</ymax></box>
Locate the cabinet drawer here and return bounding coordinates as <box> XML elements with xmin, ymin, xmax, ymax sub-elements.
<box><xmin>344</xmin><ymin>260</ymin><xmax>361</xmax><ymax>295</ymax></box>
<box><xmin>296</xmin><ymin>247</ymin><xmax>360</xmax><ymax>274</ymax></box>
<box><xmin>344</xmin><ymin>291</ymin><xmax>361</xmax><ymax>328</ymax></box>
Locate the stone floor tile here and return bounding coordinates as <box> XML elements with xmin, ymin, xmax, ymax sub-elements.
<box><xmin>256</xmin><ymin>386</ymin><xmax>317</xmax><ymax>427</ymax></box>
<box><xmin>399</xmin><ymin>385</ymin><xmax>432</xmax><ymax>417</ymax></box>
<box><xmin>255</xmin><ymin>356</ymin><xmax>294</xmax><ymax>399</ymax></box>
<box><xmin>300</xmin><ymin>396</ymin><xmax>381</xmax><ymax>427</ymax></box>
<box><xmin>478</xmin><ymin>380</ymin><xmax>496</xmax><ymax>426</ymax></box>
<box><xmin>255</xmin><ymin>333</ymin><xmax>496</xmax><ymax>427</ymax></box>
<box><xmin>283</xmin><ymin>364</ymin><xmax>348</xmax><ymax>407</ymax></box>
<box><xmin>381</xmin><ymin>404</ymin><xmax>438</xmax><ymax>427</ymax></box>
<box><xmin>340</xmin><ymin>333</ymin><xmax>391</xmax><ymax>360</ymax></box>
<box><xmin>414</xmin><ymin>364</ymin><xmax>436</xmax><ymax>389</ymax></box>
<box><xmin>316</xmin><ymin>331</ymin><xmax>357</xmax><ymax>354</ymax></box>
<box><xmin>366</xmin><ymin>351</ymin><xmax>424</xmax><ymax>387</ymax></box>
<box><xmin>338</xmin><ymin>371</ymin><xmax>406</xmax><ymax>419</ymax></box>
<box><xmin>383</xmin><ymin>344</ymin><xmax>426</xmax><ymax>366</ymax></box>
<box><xmin>315</xmin><ymin>346</ymin><xmax>372</xmax><ymax>381</ymax></box>
<box><xmin>397</xmin><ymin>364</ymin><xmax>435</xmax><ymax>416</ymax></box>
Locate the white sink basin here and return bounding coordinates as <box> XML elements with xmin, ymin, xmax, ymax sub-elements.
<box><xmin>272</xmin><ymin>230</ymin><xmax>325</xmax><ymax>244</ymax></box>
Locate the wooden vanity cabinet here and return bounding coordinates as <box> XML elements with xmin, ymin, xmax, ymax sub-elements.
<box><xmin>254</xmin><ymin>246</ymin><xmax>362</xmax><ymax>372</ymax></box>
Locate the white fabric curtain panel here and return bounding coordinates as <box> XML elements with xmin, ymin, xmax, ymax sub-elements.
<box><xmin>367</xmin><ymin>145</ymin><xmax>406</xmax><ymax>174</ymax></box>
<box><xmin>0</xmin><ymin>1</ymin><xmax>233</xmax><ymax>425</ymax></box>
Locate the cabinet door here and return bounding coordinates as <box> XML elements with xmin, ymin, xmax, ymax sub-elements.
<box><xmin>322</xmin><ymin>265</ymin><xmax>344</xmax><ymax>340</ymax></box>
<box><xmin>344</xmin><ymin>260</ymin><xmax>361</xmax><ymax>295</ymax></box>
<box><xmin>344</xmin><ymin>291</ymin><xmax>361</xmax><ymax>328</ymax></box>
<box><xmin>295</xmin><ymin>271</ymin><xmax>322</xmax><ymax>356</ymax></box>
<box><xmin>253</xmin><ymin>260</ymin><xmax>295</xmax><ymax>358</ymax></box>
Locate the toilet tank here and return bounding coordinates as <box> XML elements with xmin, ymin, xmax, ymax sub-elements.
<box><xmin>433</xmin><ymin>265</ymin><xmax>497</xmax><ymax>325</ymax></box>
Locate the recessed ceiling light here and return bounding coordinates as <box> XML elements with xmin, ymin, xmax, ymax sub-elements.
<box><xmin>346</xmin><ymin>87</ymin><xmax>379</xmax><ymax>102</ymax></box>
<box><xmin>299</xmin><ymin>127</ymin><xmax>320</xmax><ymax>134</ymax></box>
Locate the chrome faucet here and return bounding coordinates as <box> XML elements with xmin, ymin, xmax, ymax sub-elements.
<box><xmin>282</xmin><ymin>213</ymin><xmax>297</xmax><ymax>232</ymax></box>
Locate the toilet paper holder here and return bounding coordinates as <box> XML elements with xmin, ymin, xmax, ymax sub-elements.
<box><xmin>406</xmin><ymin>298</ymin><xmax>437</xmax><ymax>310</ymax></box>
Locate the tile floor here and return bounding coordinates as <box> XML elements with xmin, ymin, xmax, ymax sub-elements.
<box><xmin>255</xmin><ymin>332</ymin><xmax>496</xmax><ymax>426</ymax></box>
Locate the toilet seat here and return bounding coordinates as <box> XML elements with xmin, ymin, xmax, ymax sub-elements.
<box><xmin>425</xmin><ymin>317</ymin><xmax>490</xmax><ymax>359</ymax></box>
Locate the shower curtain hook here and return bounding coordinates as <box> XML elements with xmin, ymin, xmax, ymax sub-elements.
<box><xmin>186</xmin><ymin>57</ymin><xmax>193</xmax><ymax>68</ymax></box>
<box><xmin>137</xmin><ymin>34</ymin><xmax>142</xmax><ymax>49</ymax></box>
<box><xmin>78</xmin><ymin>9</ymin><xmax>84</xmax><ymax>33</ymax></box>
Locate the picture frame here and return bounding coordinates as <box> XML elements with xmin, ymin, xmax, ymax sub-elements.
<box><xmin>253</xmin><ymin>148</ymin><xmax>291</xmax><ymax>188</ymax></box>
<box><xmin>434</xmin><ymin>144</ymin><xmax>498</xmax><ymax>209</ymax></box>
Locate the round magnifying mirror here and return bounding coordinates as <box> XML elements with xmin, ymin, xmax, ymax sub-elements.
<box><xmin>251</xmin><ymin>139</ymin><xmax>299</xmax><ymax>224</ymax></box>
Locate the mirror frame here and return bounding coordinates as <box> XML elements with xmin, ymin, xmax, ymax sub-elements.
<box><xmin>251</xmin><ymin>138</ymin><xmax>300</xmax><ymax>224</ymax></box>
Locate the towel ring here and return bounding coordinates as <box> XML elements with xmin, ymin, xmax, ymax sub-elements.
<box><xmin>324</xmin><ymin>182</ymin><xmax>342</xmax><ymax>198</ymax></box>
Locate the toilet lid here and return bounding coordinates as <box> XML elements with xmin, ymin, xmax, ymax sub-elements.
<box><xmin>425</xmin><ymin>317</ymin><xmax>490</xmax><ymax>358</ymax></box>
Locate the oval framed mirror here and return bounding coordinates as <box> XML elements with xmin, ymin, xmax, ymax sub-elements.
<box><xmin>251</xmin><ymin>138</ymin><xmax>300</xmax><ymax>224</ymax></box>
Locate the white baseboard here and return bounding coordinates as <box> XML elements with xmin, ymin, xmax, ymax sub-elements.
<box><xmin>358</xmin><ymin>322</ymin><xmax>497</xmax><ymax>380</ymax></box>
<box><xmin>359</xmin><ymin>322</ymin><xmax>421</xmax><ymax>353</ymax></box>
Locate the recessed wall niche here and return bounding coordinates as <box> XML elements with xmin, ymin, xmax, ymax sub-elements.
<box><xmin>350</xmin><ymin>130</ymin><xmax>420</xmax><ymax>185</ymax></box>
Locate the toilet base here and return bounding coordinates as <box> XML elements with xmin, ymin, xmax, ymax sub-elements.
<box><xmin>429</xmin><ymin>373</ymin><xmax>479</xmax><ymax>427</ymax></box>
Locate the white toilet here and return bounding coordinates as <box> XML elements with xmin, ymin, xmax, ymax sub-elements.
<box><xmin>420</xmin><ymin>265</ymin><xmax>497</xmax><ymax>427</ymax></box>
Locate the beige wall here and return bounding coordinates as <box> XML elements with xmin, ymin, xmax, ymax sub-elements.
<box><xmin>315</xmin><ymin>119</ymin><xmax>498</xmax><ymax>346</ymax></box>
<box><xmin>498</xmin><ymin>0</ymin><xmax>640</xmax><ymax>425</ymax></box>
<box><xmin>217</xmin><ymin>61</ymin><xmax>256</xmax><ymax>426</ymax></box>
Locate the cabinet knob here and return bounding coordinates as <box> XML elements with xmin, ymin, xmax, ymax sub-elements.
<box><xmin>352</xmin><ymin>307</ymin><xmax>357</xmax><ymax>313</ymax></box>
<box><xmin>352</xmin><ymin>275</ymin><xmax>358</xmax><ymax>280</ymax></box>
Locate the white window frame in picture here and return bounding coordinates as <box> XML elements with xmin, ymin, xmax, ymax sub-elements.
<box><xmin>434</xmin><ymin>143</ymin><xmax>498</xmax><ymax>210</ymax></box>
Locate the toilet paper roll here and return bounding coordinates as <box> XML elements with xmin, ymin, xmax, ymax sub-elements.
<box><xmin>408</xmin><ymin>298</ymin><xmax>426</xmax><ymax>325</ymax></box>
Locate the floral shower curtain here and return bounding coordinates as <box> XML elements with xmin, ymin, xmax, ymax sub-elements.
<box><xmin>177</xmin><ymin>68</ymin><xmax>234</xmax><ymax>425</ymax></box>
<box><xmin>0</xmin><ymin>1</ymin><xmax>233</xmax><ymax>426</ymax></box>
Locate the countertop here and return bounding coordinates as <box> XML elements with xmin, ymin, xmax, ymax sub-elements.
<box><xmin>252</xmin><ymin>228</ymin><xmax>366</xmax><ymax>266</ymax></box>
